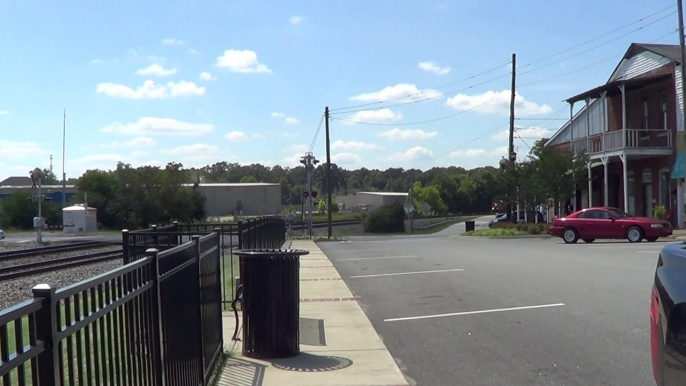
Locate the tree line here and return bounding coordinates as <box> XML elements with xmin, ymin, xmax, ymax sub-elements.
<box><xmin>0</xmin><ymin>138</ymin><xmax>586</xmax><ymax>230</ymax></box>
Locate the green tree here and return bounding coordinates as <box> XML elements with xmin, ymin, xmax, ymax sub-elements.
<box><xmin>411</xmin><ymin>182</ymin><xmax>447</xmax><ymax>215</ymax></box>
<box><xmin>31</xmin><ymin>167</ymin><xmax>59</xmax><ymax>185</ymax></box>
<box><xmin>0</xmin><ymin>191</ymin><xmax>34</xmax><ymax>229</ymax></box>
<box><xmin>240</xmin><ymin>175</ymin><xmax>258</xmax><ymax>183</ymax></box>
<box><xmin>317</xmin><ymin>198</ymin><xmax>339</xmax><ymax>214</ymax></box>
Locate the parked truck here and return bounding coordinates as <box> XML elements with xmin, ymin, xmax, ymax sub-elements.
<box><xmin>651</xmin><ymin>242</ymin><xmax>686</xmax><ymax>384</ymax></box>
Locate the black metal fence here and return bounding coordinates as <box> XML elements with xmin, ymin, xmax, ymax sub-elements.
<box><xmin>124</xmin><ymin>217</ymin><xmax>286</xmax><ymax>308</ymax></box>
<box><xmin>0</xmin><ymin>232</ymin><xmax>223</xmax><ymax>386</ymax></box>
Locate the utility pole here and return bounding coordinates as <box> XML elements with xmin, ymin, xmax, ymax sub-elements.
<box><xmin>62</xmin><ymin>109</ymin><xmax>67</xmax><ymax>209</ymax></box>
<box><xmin>678</xmin><ymin>0</ymin><xmax>686</xmax><ymax>229</ymax></box>
<box><xmin>300</xmin><ymin>153</ymin><xmax>319</xmax><ymax>238</ymax></box>
<box><xmin>33</xmin><ymin>178</ymin><xmax>44</xmax><ymax>245</ymax></box>
<box><xmin>508</xmin><ymin>53</ymin><xmax>517</xmax><ymax>223</ymax></box>
<box><xmin>325</xmin><ymin>106</ymin><xmax>333</xmax><ymax>239</ymax></box>
<box><xmin>410</xmin><ymin>174</ymin><xmax>415</xmax><ymax>233</ymax></box>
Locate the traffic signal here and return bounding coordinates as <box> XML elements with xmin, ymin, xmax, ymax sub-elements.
<box><xmin>312</xmin><ymin>191</ymin><xmax>318</xmax><ymax>198</ymax></box>
<box><xmin>43</xmin><ymin>196</ymin><xmax>52</xmax><ymax>202</ymax></box>
<box><xmin>303</xmin><ymin>191</ymin><xmax>309</xmax><ymax>198</ymax></box>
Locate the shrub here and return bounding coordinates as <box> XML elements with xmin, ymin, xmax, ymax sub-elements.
<box><xmin>654</xmin><ymin>205</ymin><xmax>667</xmax><ymax>220</ymax></box>
<box><xmin>491</xmin><ymin>222</ymin><xmax>550</xmax><ymax>235</ymax></box>
<box><xmin>363</xmin><ymin>201</ymin><xmax>405</xmax><ymax>233</ymax></box>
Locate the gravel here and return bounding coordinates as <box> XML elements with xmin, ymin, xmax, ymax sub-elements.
<box><xmin>0</xmin><ymin>258</ymin><xmax>123</xmax><ymax>310</ymax></box>
<box><xmin>0</xmin><ymin>247</ymin><xmax>121</xmax><ymax>268</ymax></box>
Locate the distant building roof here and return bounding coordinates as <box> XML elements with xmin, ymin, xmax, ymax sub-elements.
<box><xmin>358</xmin><ymin>192</ymin><xmax>408</xmax><ymax>196</ymax></box>
<box><xmin>63</xmin><ymin>205</ymin><xmax>97</xmax><ymax>211</ymax></box>
<box><xmin>0</xmin><ymin>177</ymin><xmax>33</xmax><ymax>186</ymax></box>
<box><xmin>184</xmin><ymin>183</ymin><xmax>280</xmax><ymax>187</ymax></box>
<box><xmin>0</xmin><ymin>184</ymin><xmax>76</xmax><ymax>189</ymax></box>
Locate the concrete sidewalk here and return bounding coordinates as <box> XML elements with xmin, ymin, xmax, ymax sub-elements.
<box><xmin>218</xmin><ymin>240</ymin><xmax>409</xmax><ymax>386</ymax></box>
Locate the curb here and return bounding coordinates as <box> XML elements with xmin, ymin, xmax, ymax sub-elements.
<box><xmin>462</xmin><ymin>234</ymin><xmax>553</xmax><ymax>240</ymax></box>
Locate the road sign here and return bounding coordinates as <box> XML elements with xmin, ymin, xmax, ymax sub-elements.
<box><xmin>403</xmin><ymin>201</ymin><xmax>414</xmax><ymax>214</ymax></box>
<box><xmin>422</xmin><ymin>202</ymin><xmax>432</xmax><ymax>213</ymax></box>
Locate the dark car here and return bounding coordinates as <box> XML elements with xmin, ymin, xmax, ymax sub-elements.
<box><xmin>549</xmin><ymin>206</ymin><xmax>672</xmax><ymax>244</ymax></box>
<box><xmin>651</xmin><ymin>243</ymin><xmax>686</xmax><ymax>384</ymax></box>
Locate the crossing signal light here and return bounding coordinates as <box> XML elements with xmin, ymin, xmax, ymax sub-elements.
<box><xmin>303</xmin><ymin>191</ymin><xmax>309</xmax><ymax>198</ymax></box>
<box><xmin>312</xmin><ymin>191</ymin><xmax>318</xmax><ymax>198</ymax></box>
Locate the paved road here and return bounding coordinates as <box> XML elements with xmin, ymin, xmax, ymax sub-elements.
<box><xmin>320</xmin><ymin>222</ymin><xmax>672</xmax><ymax>385</ymax></box>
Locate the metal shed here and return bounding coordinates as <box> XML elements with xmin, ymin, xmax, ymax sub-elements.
<box><xmin>62</xmin><ymin>205</ymin><xmax>97</xmax><ymax>234</ymax></box>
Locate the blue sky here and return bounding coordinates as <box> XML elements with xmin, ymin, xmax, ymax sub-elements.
<box><xmin>0</xmin><ymin>0</ymin><xmax>679</xmax><ymax>182</ymax></box>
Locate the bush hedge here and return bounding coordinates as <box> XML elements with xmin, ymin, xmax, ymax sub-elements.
<box><xmin>491</xmin><ymin>222</ymin><xmax>551</xmax><ymax>235</ymax></box>
<box><xmin>363</xmin><ymin>201</ymin><xmax>405</xmax><ymax>233</ymax></box>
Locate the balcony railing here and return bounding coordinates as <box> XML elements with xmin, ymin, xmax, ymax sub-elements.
<box><xmin>572</xmin><ymin>128</ymin><xmax>671</xmax><ymax>155</ymax></box>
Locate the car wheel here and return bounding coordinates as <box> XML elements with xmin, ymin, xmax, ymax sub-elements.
<box><xmin>646</xmin><ymin>237</ymin><xmax>658</xmax><ymax>242</ymax></box>
<box><xmin>583</xmin><ymin>239</ymin><xmax>595</xmax><ymax>243</ymax></box>
<box><xmin>627</xmin><ymin>226</ymin><xmax>644</xmax><ymax>243</ymax></box>
<box><xmin>562</xmin><ymin>228</ymin><xmax>578</xmax><ymax>244</ymax></box>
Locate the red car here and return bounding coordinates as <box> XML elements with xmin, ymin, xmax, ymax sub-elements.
<box><xmin>549</xmin><ymin>207</ymin><xmax>672</xmax><ymax>244</ymax></box>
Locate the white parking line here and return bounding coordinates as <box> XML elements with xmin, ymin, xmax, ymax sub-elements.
<box><xmin>384</xmin><ymin>303</ymin><xmax>565</xmax><ymax>322</ymax></box>
<box><xmin>350</xmin><ymin>268</ymin><xmax>463</xmax><ymax>279</ymax></box>
<box><xmin>338</xmin><ymin>255</ymin><xmax>417</xmax><ymax>261</ymax></box>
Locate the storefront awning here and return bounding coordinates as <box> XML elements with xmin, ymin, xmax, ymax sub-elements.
<box><xmin>671</xmin><ymin>152</ymin><xmax>684</xmax><ymax>179</ymax></box>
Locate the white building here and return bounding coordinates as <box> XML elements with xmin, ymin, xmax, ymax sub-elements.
<box><xmin>336</xmin><ymin>192</ymin><xmax>409</xmax><ymax>212</ymax></box>
<box><xmin>62</xmin><ymin>205</ymin><xmax>98</xmax><ymax>234</ymax></box>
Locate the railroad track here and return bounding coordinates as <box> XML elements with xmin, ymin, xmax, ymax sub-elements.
<box><xmin>0</xmin><ymin>249</ymin><xmax>123</xmax><ymax>281</ymax></box>
<box><xmin>0</xmin><ymin>241</ymin><xmax>118</xmax><ymax>260</ymax></box>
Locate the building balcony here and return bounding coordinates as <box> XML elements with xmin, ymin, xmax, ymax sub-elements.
<box><xmin>572</xmin><ymin>128</ymin><xmax>672</xmax><ymax>158</ymax></box>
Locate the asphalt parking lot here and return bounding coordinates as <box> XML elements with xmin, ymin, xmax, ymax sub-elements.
<box><xmin>319</xmin><ymin>227</ymin><xmax>675</xmax><ymax>385</ymax></box>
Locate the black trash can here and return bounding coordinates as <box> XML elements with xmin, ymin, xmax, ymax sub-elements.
<box><xmin>465</xmin><ymin>220</ymin><xmax>475</xmax><ymax>232</ymax></box>
<box><xmin>235</xmin><ymin>248</ymin><xmax>310</xmax><ymax>359</ymax></box>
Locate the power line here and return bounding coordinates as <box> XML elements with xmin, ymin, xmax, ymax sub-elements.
<box><xmin>331</xmin><ymin>92</ymin><xmax>503</xmax><ymax>126</ymax></box>
<box><xmin>309</xmin><ymin>113</ymin><xmax>325</xmax><ymax>153</ymax></box>
<box><xmin>519</xmin><ymin>11</ymin><xmax>676</xmax><ymax>78</ymax></box>
<box><xmin>519</xmin><ymin>4</ymin><xmax>675</xmax><ymax>70</ymax></box>
<box><xmin>330</xmin><ymin>72</ymin><xmax>512</xmax><ymax>115</ymax></box>
<box><xmin>329</xmin><ymin>61</ymin><xmax>511</xmax><ymax>113</ymax></box>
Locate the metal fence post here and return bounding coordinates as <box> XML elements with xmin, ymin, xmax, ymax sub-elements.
<box><xmin>172</xmin><ymin>221</ymin><xmax>179</xmax><ymax>245</ymax></box>
<box><xmin>151</xmin><ymin>225</ymin><xmax>158</xmax><ymax>249</ymax></box>
<box><xmin>32</xmin><ymin>284</ymin><xmax>58</xmax><ymax>386</ymax></box>
<box><xmin>146</xmin><ymin>248</ymin><xmax>165</xmax><ymax>386</ymax></box>
<box><xmin>122</xmin><ymin>229</ymin><xmax>130</xmax><ymax>264</ymax></box>
<box><xmin>192</xmin><ymin>235</ymin><xmax>206</xmax><ymax>384</ymax></box>
<box><xmin>237</xmin><ymin>221</ymin><xmax>243</xmax><ymax>249</ymax></box>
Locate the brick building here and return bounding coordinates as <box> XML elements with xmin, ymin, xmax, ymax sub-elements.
<box><xmin>545</xmin><ymin>43</ymin><xmax>685</xmax><ymax>227</ymax></box>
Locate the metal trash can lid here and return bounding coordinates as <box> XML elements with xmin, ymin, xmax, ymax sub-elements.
<box><xmin>234</xmin><ymin>249</ymin><xmax>310</xmax><ymax>257</ymax></box>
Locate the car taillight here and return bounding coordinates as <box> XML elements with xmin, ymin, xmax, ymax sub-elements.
<box><xmin>651</xmin><ymin>284</ymin><xmax>662</xmax><ymax>385</ymax></box>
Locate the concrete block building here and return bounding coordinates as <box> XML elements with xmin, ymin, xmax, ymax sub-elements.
<box><xmin>336</xmin><ymin>192</ymin><xmax>409</xmax><ymax>212</ymax></box>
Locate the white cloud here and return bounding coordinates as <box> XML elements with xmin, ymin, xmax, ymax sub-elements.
<box><xmin>271</xmin><ymin>112</ymin><xmax>299</xmax><ymax>125</ymax></box>
<box><xmin>389</xmin><ymin>146</ymin><xmax>434</xmax><ymax>162</ymax></box>
<box><xmin>344</xmin><ymin>109</ymin><xmax>403</xmax><ymax>125</ymax></box>
<box><xmin>289</xmin><ymin>15</ymin><xmax>306</xmax><ymax>25</ymax></box>
<box><xmin>100</xmin><ymin>117</ymin><xmax>214</xmax><ymax>136</ymax></box>
<box><xmin>0</xmin><ymin>140</ymin><xmax>49</xmax><ymax>160</ymax></box>
<box><xmin>492</xmin><ymin>126</ymin><xmax>552</xmax><ymax>140</ymax></box>
<box><xmin>105</xmin><ymin>137</ymin><xmax>158</xmax><ymax>148</ymax></box>
<box><xmin>159</xmin><ymin>143</ymin><xmax>222</xmax><ymax>167</ymax></box>
<box><xmin>188</xmin><ymin>48</ymin><xmax>200</xmax><ymax>55</ymax></box>
<box><xmin>252</xmin><ymin>134</ymin><xmax>264</xmax><ymax>139</ymax></box>
<box><xmin>376</xmin><ymin>128</ymin><xmax>437</xmax><ymax>141</ymax></box>
<box><xmin>136</xmin><ymin>64</ymin><xmax>177</xmax><ymax>77</ymax></box>
<box><xmin>216</xmin><ymin>50</ymin><xmax>272</xmax><ymax>74</ymax></box>
<box><xmin>332</xmin><ymin>152</ymin><xmax>363</xmax><ymax>166</ymax></box>
<box><xmin>0</xmin><ymin>110</ymin><xmax>8</xmax><ymax>115</ymax></box>
<box><xmin>131</xmin><ymin>150</ymin><xmax>151</xmax><ymax>158</ymax></box>
<box><xmin>331</xmin><ymin>140</ymin><xmax>380</xmax><ymax>151</ymax></box>
<box><xmin>350</xmin><ymin>83</ymin><xmax>442</xmax><ymax>103</ymax></box>
<box><xmin>91</xmin><ymin>59</ymin><xmax>105</xmax><ymax>65</ymax></box>
<box><xmin>282</xmin><ymin>154</ymin><xmax>303</xmax><ymax>167</ymax></box>
<box><xmin>446</xmin><ymin>90</ymin><xmax>552</xmax><ymax>116</ymax></box>
<box><xmin>285</xmin><ymin>144</ymin><xmax>308</xmax><ymax>153</ymax></box>
<box><xmin>418</xmin><ymin>61</ymin><xmax>450</xmax><ymax>75</ymax></box>
<box><xmin>450</xmin><ymin>147</ymin><xmax>508</xmax><ymax>158</ymax></box>
<box><xmin>225</xmin><ymin>131</ymin><xmax>249</xmax><ymax>141</ymax></box>
<box><xmin>162</xmin><ymin>38</ymin><xmax>185</xmax><ymax>46</ymax></box>
<box><xmin>199</xmin><ymin>71</ymin><xmax>216</xmax><ymax>81</ymax></box>
<box><xmin>96</xmin><ymin>80</ymin><xmax>205</xmax><ymax>99</ymax></box>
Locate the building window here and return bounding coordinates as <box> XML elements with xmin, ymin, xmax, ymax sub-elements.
<box><xmin>661</xmin><ymin>92</ymin><xmax>668</xmax><ymax>130</ymax></box>
<box><xmin>660</xmin><ymin>168</ymin><xmax>671</xmax><ymax>210</ymax></box>
<box><xmin>643</xmin><ymin>99</ymin><xmax>650</xmax><ymax>130</ymax></box>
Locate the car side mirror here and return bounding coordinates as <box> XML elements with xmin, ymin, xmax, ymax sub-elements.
<box><xmin>610</xmin><ymin>217</ymin><xmax>616</xmax><ymax>221</ymax></box>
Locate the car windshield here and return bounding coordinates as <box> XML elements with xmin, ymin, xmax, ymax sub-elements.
<box><xmin>607</xmin><ymin>208</ymin><xmax>629</xmax><ymax>218</ymax></box>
